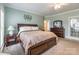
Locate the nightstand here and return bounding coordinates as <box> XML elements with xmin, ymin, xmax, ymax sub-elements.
<box><xmin>5</xmin><ymin>34</ymin><xmax>17</xmax><ymax>46</ymax></box>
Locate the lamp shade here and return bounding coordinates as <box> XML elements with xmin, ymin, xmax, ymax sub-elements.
<box><xmin>8</xmin><ymin>26</ymin><xmax>15</xmax><ymax>31</ymax></box>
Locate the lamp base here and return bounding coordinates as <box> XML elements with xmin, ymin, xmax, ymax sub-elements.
<box><xmin>9</xmin><ymin>31</ymin><xmax>14</xmax><ymax>36</ymax></box>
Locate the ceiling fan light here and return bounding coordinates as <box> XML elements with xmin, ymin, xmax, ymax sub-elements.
<box><xmin>49</xmin><ymin>3</ymin><xmax>68</xmax><ymax>10</ymax></box>
<box><xmin>57</xmin><ymin>5</ymin><xmax>61</xmax><ymax>8</ymax></box>
<box><xmin>60</xmin><ymin>3</ymin><xmax>68</xmax><ymax>5</ymax></box>
<box><xmin>54</xmin><ymin>5</ymin><xmax>61</xmax><ymax>10</ymax></box>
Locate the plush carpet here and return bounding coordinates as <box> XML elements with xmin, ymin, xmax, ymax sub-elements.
<box><xmin>3</xmin><ymin>38</ymin><xmax>79</xmax><ymax>55</ymax></box>
<box><xmin>42</xmin><ymin>38</ymin><xmax>79</xmax><ymax>55</ymax></box>
<box><xmin>3</xmin><ymin>43</ymin><xmax>25</xmax><ymax>55</ymax></box>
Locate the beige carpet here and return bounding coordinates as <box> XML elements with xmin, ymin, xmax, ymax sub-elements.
<box><xmin>42</xmin><ymin>38</ymin><xmax>79</xmax><ymax>55</ymax></box>
<box><xmin>3</xmin><ymin>43</ymin><xmax>25</xmax><ymax>55</ymax></box>
<box><xmin>3</xmin><ymin>38</ymin><xmax>79</xmax><ymax>55</ymax></box>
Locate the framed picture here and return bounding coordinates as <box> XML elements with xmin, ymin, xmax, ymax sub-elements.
<box><xmin>53</xmin><ymin>20</ymin><xmax>62</xmax><ymax>28</ymax></box>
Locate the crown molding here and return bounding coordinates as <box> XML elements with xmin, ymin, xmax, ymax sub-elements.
<box><xmin>45</xmin><ymin>8</ymin><xmax>79</xmax><ymax>18</ymax></box>
<box><xmin>4</xmin><ymin>4</ymin><xmax>43</xmax><ymax>16</ymax></box>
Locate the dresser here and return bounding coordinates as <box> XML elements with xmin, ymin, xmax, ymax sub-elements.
<box><xmin>50</xmin><ymin>27</ymin><xmax>65</xmax><ymax>38</ymax></box>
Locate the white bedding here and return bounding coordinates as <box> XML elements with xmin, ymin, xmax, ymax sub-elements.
<box><xmin>18</xmin><ymin>30</ymin><xmax>57</xmax><ymax>54</ymax></box>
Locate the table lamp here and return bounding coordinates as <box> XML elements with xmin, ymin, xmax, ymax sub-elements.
<box><xmin>8</xmin><ymin>26</ymin><xmax>15</xmax><ymax>36</ymax></box>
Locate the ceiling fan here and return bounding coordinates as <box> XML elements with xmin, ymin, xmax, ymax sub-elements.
<box><xmin>49</xmin><ymin>3</ymin><xmax>68</xmax><ymax>10</ymax></box>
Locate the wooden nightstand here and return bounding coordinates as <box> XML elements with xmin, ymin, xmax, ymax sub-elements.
<box><xmin>5</xmin><ymin>34</ymin><xmax>17</xmax><ymax>46</ymax></box>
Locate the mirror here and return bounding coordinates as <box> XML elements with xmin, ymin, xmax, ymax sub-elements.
<box><xmin>53</xmin><ymin>20</ymin><xmax>62</xmax><ymax>28</ymax></box>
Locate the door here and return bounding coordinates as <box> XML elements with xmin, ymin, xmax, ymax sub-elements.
<box><xmin>44</xmin><ymin>20</ymin><xmax>50</xmax><ymax>31</ymax></box>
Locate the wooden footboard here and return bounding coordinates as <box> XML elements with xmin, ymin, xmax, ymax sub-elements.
<box><xmin>28</xmin><ymin>37</ymin><xmax>57</xmax><ymax>55</ymax></box>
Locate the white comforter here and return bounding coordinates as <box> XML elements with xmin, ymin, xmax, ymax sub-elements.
<box><xmin>18</xmin><ymin>30</ymin><xmax>57</xmax><ymax>54</ymax></box>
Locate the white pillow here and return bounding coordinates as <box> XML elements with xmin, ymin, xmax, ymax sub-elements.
<box><xmin>32</xmin><ymin>27</ymin><xmax>39</xmax><ymax>30</ymax></box>
<box><xmin>17</xmin><ymin>26</ymin><xmax>32</xmax><ymax>37</ymax></box>
<box><xmin>19</xmin><ymin>26</ymin><xmax>32</xmax><ymax>32</ymax></box>
<box><xmin>17</xmin><ymin>26</ymin><xmax>39</xmax><ymax>37</ymax></box>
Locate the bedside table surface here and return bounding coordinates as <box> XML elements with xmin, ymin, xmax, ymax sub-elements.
<box><xmin>5</xmin><ymin>34</ymin><xmax>17</xmax><ymax>46</ymax></box>
<box><xmin>5</xmin><ymin>34</ymin><xmax>17</xmax><ymax>40</ymax></box>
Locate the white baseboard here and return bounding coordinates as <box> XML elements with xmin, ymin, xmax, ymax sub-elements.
<box><xmin>65</xmin><ymin>36</ymin><xmax>79</xmax><ymax>41</ymax></box>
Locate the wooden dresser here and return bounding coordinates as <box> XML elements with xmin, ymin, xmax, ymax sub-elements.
<box><xmin>50</xmin><ymin>27</ymin><xmax>65</xmax><ymax>38</ymax></box>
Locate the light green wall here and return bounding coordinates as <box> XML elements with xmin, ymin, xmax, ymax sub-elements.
<box><xmin>45</xmin><ymin>9</ymin><xmax>79</xmax><ymax>37</ymax></box>
<box><xmin>5</xmin><ymin>7</ymin><xmax>44</xmax><ymax>35</ymax></box>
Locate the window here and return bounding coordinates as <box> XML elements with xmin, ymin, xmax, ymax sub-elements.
<box><xmin>70</xmin><ymin>18</ymin><xmax>79</xmax><ymax>37</ymax></box>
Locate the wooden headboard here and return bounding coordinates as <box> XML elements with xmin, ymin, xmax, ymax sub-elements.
<box><xmin>17</xmin><ymin>24</ymin><xmax>38</xmax><ymax>31</ymax></box>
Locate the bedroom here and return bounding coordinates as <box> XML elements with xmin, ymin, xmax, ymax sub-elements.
<box><xmin>0</xmin><ymin>3</ymin><xmax>79</xmax><ymax>55</ymax></box>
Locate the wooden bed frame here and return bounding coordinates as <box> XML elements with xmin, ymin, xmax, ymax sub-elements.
<box><xmin>17</xmin><ymin>24</ymin><xmax>57</xmax><ymax>55</ymax></box>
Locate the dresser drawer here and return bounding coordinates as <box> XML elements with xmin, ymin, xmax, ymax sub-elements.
<box><xmin>56</xmin><ymin>33</ymin><xmax>64</xmax><ymax>37</ymax></box>
<box><xmin>50</xmin><ymin>28</ymin><xmax>64</xmax><ymax>38</ymax></box>
<box><xmin>54</xmin><ymin>31</ymin><xmax>63</xmax><ymax>34</ymax></box>
<box><xmin>51</xmin><ymin>28</ymin><xmax>64</xmax><ymax>32</ymax></box>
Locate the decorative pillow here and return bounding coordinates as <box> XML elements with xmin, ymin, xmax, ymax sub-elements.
<box><xmin>32</xmin><ymin>27</ymin><xmax>39</xmax><ymax>30</ymax></box>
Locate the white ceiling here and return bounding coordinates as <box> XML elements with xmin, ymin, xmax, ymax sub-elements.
<box><xmin>5</xmin><ymin>3</ymin><xmax>79</xmax><ymax>16</ymax></box>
